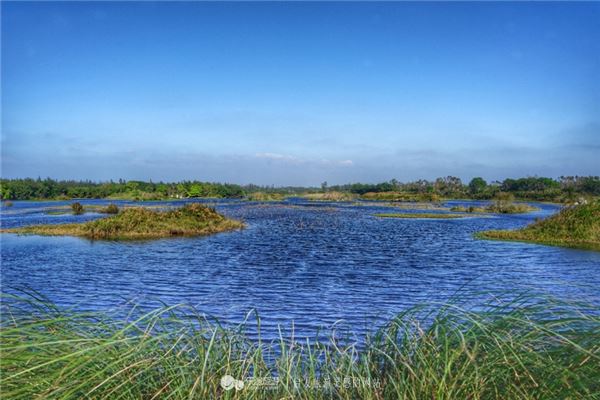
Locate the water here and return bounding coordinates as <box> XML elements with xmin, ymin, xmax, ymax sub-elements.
<box><xmin>2</xmin><ymin>199</ymin><xmax>599</xmax><ymax>340</ymax></box>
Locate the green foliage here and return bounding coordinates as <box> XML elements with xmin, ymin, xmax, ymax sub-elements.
<box><xmin>468</xmin><ymin>177</ymin><xmax>487</xmax><ymax>194</ymax></box>
<box><xmin>374</xmin><ymin>213</ymin><xmax>467</xmax><ymax>219</ymax></box>
<box><xmin>4</xmin><ymin>204</ymin><xmax>244</xmax><ymax>240</ymax></box>
<box><xmin>101</xmin><ymin>204</ymin><xmax>119</xmax><ymax>214</ymax></box>
<box><xmin>246</xmin><ymin>192</ymin><xmax>285</xmax><ymax>201</ymax></box>
<box><xmin>1</xmin><ymin>293</ymin><xmax>598</xmax><ymax>399</ymax></box>
<box><xmin>478</xmin><ymin>200</ymin><xmax>600</xmax><ymax>250</ymax></box>
<box><xmin>71</xmin><ymin>202</ymin><xmax>84</xmax><ymax>215</ymax></box>
<box><xmin>1</xmin><ymin>176</ymin><xmax>599</xmax><ymax>202</ymax></box>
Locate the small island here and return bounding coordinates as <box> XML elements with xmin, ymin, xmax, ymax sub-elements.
<box><xmin>476</xmin><ymin>201</ymin><xmax>600</xmax><ymax>251</ymax></box>
<box><xmin>2</xmin><ymin>203</ymin><xmax>244</xmax><ymax>240</ymax></box>
<box><xmin>450</xmin><ymin>203</ymin><xmax>538</xmax><ymax>214</ymax></box>
<box><xmin>374</xmin><ymin>213</ymin><xmax>468</xmax><ymax>219</ymax></box>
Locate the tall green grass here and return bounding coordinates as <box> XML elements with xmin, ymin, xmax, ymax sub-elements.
<box><xmin>478</xmin><ymin>200</ymin><xmax>600</xmax><ymax>250</ymax></box>
<box><xmin>1</xmin><ymin>293</ymin><xmax>599</xmax><ymax>399</ymax></box>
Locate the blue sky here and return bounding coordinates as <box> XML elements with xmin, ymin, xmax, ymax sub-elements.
<box><xmin>2</xmin><ymin>2</ymin><xmax>599</xmax><ymax>186</ymax></box>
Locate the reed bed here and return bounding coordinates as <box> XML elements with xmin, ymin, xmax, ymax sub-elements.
<box><xmin>1</xmin><ymin>293</ymin><xmax>598</xmax><ymax>399</ymax></box>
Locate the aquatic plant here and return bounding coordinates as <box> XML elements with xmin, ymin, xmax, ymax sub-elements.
<box><xmin>71</xmin><ymin>202</ymin><xmax>84</xmax><ymax>215</ymax></box>
<box><xmin>374</xmin><ymin>213</ymin><xmax>467</xmax><ymax>219</ymax></box>
<box><xmin>2</xmin><ymin>203</ymin><xmax>244</xmax><ymax>240</ymax></box>
<box><xmin>0</xmin><ymin>293</ymin><xmax>598</xmax><ymax>399</ymax></box>
<box><xmin>477</xmin><ymin>200</ymin><xmax>600</xmax><ymax>250</ymax></box>
<box><xmin>246</xmin><ymin>192</ymin><xmax>285</xmax><ymax>202</ymax></box>
<box><xmin>301</xmin><ymin>191</ymin><xmax>356</xmax><ymax>201</ymax></box>
<box><xmin>450</xmin><ymin>202</ymin><xmax>538</xmax><ymax>214</ymax></box>
<box><xmin>100</xmin><ymin>203</ymin><xmax>120</xmax><ymax>214</ymax></box>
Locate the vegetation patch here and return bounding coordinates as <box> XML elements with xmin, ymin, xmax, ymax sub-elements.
<box><xmin>476</xmin><ymin>200</ymin><xmax>600</xmax><ymax>251</ymax></box>
<box><xmin>450</xmin><ymin>202</ymin><xmax>539</xmax><ymax>214</ymax></box>
<box><xmin>374</xmin><ymin>213</ymin><xmax>468</xmax><ymax>219</ymax></box>
<box><xmin>361</xmin><ymin>191</ymin><xmax>441</xmax><ymax>202</ymax></box>
<box><xmin>1</xmin><ymin>293</ymin><xmax>598</xmax><ymax>399</ymax></box>
<box><xmin>245</xmin><ymin>192</ymin><xmax>285</xmax><ymax>202</ymax></box>
<box><xmin>2</xmin><ymin>203</ymin><xmax>244</xmax><ymax>240</ymax></box>
<box><xmin>300</xmin><ymin>191</ymin><xmax>356</xmax><ymax>201</ymax></box>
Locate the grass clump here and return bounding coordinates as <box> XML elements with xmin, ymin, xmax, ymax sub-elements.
<box><xmin>246</xmin><ymin>192</ymin><xmax>285</xmax><ymax>202</ymax></box>
<box><xmin>450</xmin><ymin>202</ymin><xmax>538</xmax><ymax>214</ymax></box>
<box><xmin>477</xmin><ymin>200</ymin><xmax>600</xmax><ymax>250</ymax></box>
<box><xmin>374</xmin><ymin>213</ymin><xmax>467</xmax><ymax>219</ymax></box>
<box><xmin>301</xmin><ymin>191</ymin><xmax>356</xmax><ymax>201</ymax></box>
<box><xmin>361</xmin><ymin>192</ymin><xmax>442</xmax><ymax>203</ymax></box>
<box><xmin>2</xmin><ymin>203</ymin><xmax>244</xmax><ymax>240</ymax></box>
<box><xmin>71</xmin><ymin>202</ymin><xmax>84</xmax><ymax>215</ymax></box>
<box><xmin>99</xmin><ymin>203</ymin><xmax>119</xmax><ymax>214</ymax></box>
<box><xmin>1</xmin><ymin>293</ymin><xmax>598</xmax><ymax>399</ymax></box>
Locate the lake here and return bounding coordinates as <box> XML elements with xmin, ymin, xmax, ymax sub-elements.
<box><xmin>2</xmin><ymin>199</ymin><xmax>599</xmax><ymax>340</ymax></box>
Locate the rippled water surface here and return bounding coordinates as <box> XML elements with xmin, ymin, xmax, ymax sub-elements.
<box><xmin>2</xmin><ymin>199</ymin><xmax>599</xmax><ymax>339</ymax></box>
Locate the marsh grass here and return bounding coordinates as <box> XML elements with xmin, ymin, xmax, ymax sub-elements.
<box><xmin>3</xmin><ymin>204</ymin><xmax>244</xmax><ymax>240</ymax></box>
<box><xmin>478</xmin><ymin>200</ymin><xmax>600</xmax><ymax>250</ymax></box>
<box><xmin>300</xmin><ymin>192</ymin><xmax>356</xmax><ymax>202</ymax></box>
<box><xmin>246</xmin><ymin>192</ymin><xmax>285</xmax><ymax>202</ymax></box>
<box><xmin>1</xmin><ymin>292</ymin><xmax>598</xmax><ymax>399</ymax></box>
<box><xmin>374</xmin><ymin>213</ymin><xmax>468</xmax><ymax>219</ymax></box>
<box><xmin>451</xmin><ymin>202</ymin><xmax>539</xmax><ymax>214</ymax></box>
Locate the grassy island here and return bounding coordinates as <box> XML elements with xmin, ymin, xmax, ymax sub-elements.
<box><xmin>450</xmin><ymin>203</ymin><xmax>539</xmax><ymax>214</ymax></box>
<box><xmin>477</xmin><ymin>201</ymin><xmax>600</xmax><ymax>251</ymax></box>
<box><xmin>2</xmin><ymin>203</ymin><xmax>244</xmax><ymax>240</ymax></box>
<box><xmin>245</xmin><ymin>192</ymin><xmax>286</xmax><ymax>202</ymax></box>
<box><xmin>374</xmin><ymin>213</ymin><xmax>468</xmax><ymax>219</ymax></box>
<box><xmin>300</xmin><ymin>191</ymin><xmax>356</xmax><ymax>201</ymax></box>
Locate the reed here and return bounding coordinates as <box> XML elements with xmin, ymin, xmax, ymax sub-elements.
<box><xmin>1</xmin><ymin>292</ymin><xmax>597</xmax><ymax>399</ymax></box>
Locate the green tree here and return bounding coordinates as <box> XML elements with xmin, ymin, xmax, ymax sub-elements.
<box><xmin>469</xmin><ymin>177</ymin><xmax>487</xmax><ymax>194</ymax></box>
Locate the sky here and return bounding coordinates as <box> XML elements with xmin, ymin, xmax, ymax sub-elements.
<box><xmin>2</xmin><ymin>1</ymin><xmax>599</xmax><ymax>186</ymax></box>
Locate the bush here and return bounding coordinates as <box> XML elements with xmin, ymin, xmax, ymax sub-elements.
<box><xmin>103</xmin><ymin>204</ymin><xmax>119</xmax><ymax>214</ymax></box>
<box><xmin>71</xmin><ymin>202</ymin><xmax>84</xmax><ymax>215</ymax></box>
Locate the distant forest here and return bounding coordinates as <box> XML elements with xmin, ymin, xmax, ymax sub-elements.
<box><xmin>1</xmin><ymin>176</ymin><xmax>599</xmax><ymax>202</ymax></box>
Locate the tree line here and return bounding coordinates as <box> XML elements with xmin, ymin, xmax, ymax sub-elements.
<box><xmin>1</xmin><ymin>176</ymin><xmax>599</xmax><ymax>201</ymax></box>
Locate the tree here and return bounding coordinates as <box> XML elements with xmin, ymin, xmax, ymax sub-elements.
<box><xmin>469</xmin><ymin>177</ymin><xmax>487</xmax><ymax>194</ymax></box>
<box><xmin>188</xmin><ymin>183</ymin><xmax>202</xmax><ymax>197</ymax></box>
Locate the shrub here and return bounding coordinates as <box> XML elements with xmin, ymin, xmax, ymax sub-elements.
<box><xmin>103</xmin><ymin>204</ymin><xmax>119</xmax><ymax>214</ymax></box>
<box><xmin>71</xmin><ymin>202</ymin><xmax>84</xmax><ymax>215</ymax></box>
